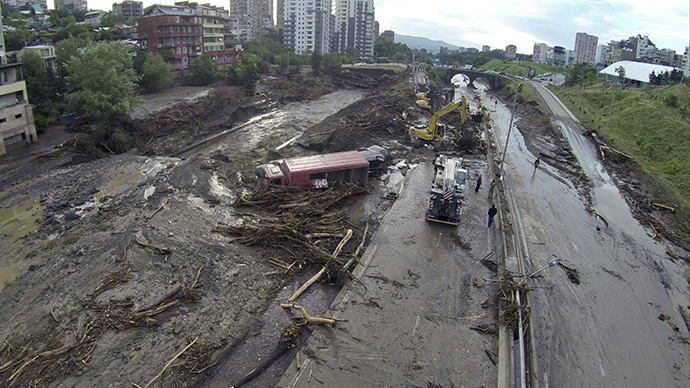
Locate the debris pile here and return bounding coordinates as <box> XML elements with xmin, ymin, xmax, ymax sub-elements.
<box><xmin>215</xmin><ymin>184</ymin><xmax>366</xmax><ymax>276</ymax></box>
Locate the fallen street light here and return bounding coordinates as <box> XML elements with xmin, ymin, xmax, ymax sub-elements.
<box><xmin>519</xmin><ymin>258</ymin><xmax>561</xmax><ymax>285</ymax></box>
<box><xmin>499</xmin><ymin>77</ymin><xmax>525</xmax><ymax>178</ymax></box>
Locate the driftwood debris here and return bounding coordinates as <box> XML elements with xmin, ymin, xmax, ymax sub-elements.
<box><xmin>215</xmin><ymin>184</ymin><xmax>365</xmax><ymax>277</ymax></box>
<box><xmin>288</xmin><ymin>229</ymin><xmax>353</xmax><ymax>301</ymax></box>
<box><xmin>141</xmin><ymin>336</ymin><xmax>199</xmax><ymax>388</ymax></box>
<box><xmin>280</xmin><ymin>304</ymin><xmax>346</xmax><ymax>325</ymax></box>
<box><xmin>134</xmin><ymin>237</ymin><xmax>173</xmax><ymax>256</ymax></box>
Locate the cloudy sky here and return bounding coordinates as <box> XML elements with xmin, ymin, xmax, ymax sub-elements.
<box><xmin>375</xmin><ymin>0</ymin><xmax>689</xmax><ymax>53</ymax></box>
<box><xmin>84</xmin><ymin>0</ymin><xmax>689</xmax><ymax>54</ymax></box>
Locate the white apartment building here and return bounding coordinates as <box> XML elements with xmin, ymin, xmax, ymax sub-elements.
<box><xmin>282</xmin><ymin>0</ymin><xmax>332</xmax><ymax>55</ymax></box>
<box><xmin>334</xmin><ymin>0</ymin><xmax>375</xmax><ymax>59</ymax></box>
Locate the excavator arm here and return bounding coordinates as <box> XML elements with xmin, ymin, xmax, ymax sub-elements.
<box><xmin>409</xmin><ymin>95</ymin><xmax>467</xmax><ymax>142</ymax></box>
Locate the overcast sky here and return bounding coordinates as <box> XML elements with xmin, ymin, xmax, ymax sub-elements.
<box><xmin>84</xmin><ymin>0</ymin><xmax>689</xmax><ymax>54</ymax></box>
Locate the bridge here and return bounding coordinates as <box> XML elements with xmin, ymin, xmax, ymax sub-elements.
<box><xmin>443</xmin><ymin>68</ymin><xmax>506</xmax><ymax>90</ymax></box>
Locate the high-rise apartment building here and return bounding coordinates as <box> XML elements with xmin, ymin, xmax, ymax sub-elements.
<box><xmin>282</xmin><ymin>0</ymin><xmax>332</xmax><ymax>54</ymax></box>
<box><xmin>112</xmin><ymin>1</ymin><xmax>143</xmax><ymax>21</ymax></box>
<box><xmin>574</xmin><ymin>32</ymin><xmax>598</xmax><ymax>65</ymax></box>
<box><xmin>229</xmin><ymin>0</ymin><xmax>273</xmax><ymax>42</ymax></box>
<box><xmin>138</xmin><ymin>2</ymin><xmax>242</xmax><ymax>74</ymax></box>
<box><xmin>334</xmin><ymin>0</ymin><xmax>375</xmax><ymax>59</ymax></box>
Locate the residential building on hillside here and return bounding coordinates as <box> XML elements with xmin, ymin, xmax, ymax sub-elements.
<box><xmin>137</xmin><ymin>2</ymin><xmax>242</xmax><ymax>74</ymax></box>
<box><xmin>482</xmin><ymin>45</ymin><xmax>490</xmax><ymax>52</ymax></box>
<box><xmin>334</xmin><ymin>0</ymin><xmax>375</xmax><ymax>59</ymax></box>
<box><xmin>112</xmin><ymin>1</ymin><xmax>143</xmax><ymax>21</ymax></box>
<box><xmin>275</xmin><ymin>0</ymin><xmax>284</xmax><ymax>29</ymax></box>
<box><xmin>504</xmin><ymin>44</ymin><xmax>516</xmax><ymax>59</ymax></box>
<box><xmin>574</xmin><ymin>32</ymin><xmax>598</xmax><ymax>65</ymax></box>
<box><xmin>17</xmin><ymin>45</ymin><xmax>56</xmax><ymax>71</ymax></box>
<box><xmin>84</xmin><ymin>10</ymin><xmax>105</xmax><ymax>26</ymax></box>
<box><xmin>229</xmin><ymin>0</ymin><xmax>272</xmax><ymax>42</ymax></box>
<box><xmin>282</xmin><ymin>0</ymin><xmax>331</xmax><ymax>55</ymax></box>
<box><xmin>54</xmin><ymin>0</ymin><xmax>87</xmax><ymax>11</ymax></box>
<box><xmin>0</xmin><ymin>63</ymin><xmax>37</xmax><ymax>156</ymax></box>
<box><xmin>5</xmin><ymin>0</ymin><xmax>47</xmax><ymax>8</ymax></box>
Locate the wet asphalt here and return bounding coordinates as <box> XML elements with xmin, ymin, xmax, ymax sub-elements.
<box><xmin>277</xmin><ymin>151</ymin><xmax>499</xmax><ymax>388</ymax></box>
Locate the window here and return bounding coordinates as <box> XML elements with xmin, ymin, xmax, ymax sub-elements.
<box><xmin>15</xmin><ymin>113</ymin><xmax>22</xmax><ymax>119</ymax></box>
<box><xmin>0</xmin><ymin>118</ymin><xmax>5</xmax><ymax>123</ymax></box>
<box><xmin>309</xmin><ymin>172</ymin><xmax>326</xmax><ymax>180</ymax></box>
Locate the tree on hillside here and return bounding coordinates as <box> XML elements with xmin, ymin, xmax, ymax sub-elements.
<box><xmin>65</xmin><ymin>41</ymin><xmax>141</xmax><ymax>125</ymax></box>
<box><xmin>566</xmin><ymin>62</ymin><xmax>599</xmax><ymax>86</ymax></box>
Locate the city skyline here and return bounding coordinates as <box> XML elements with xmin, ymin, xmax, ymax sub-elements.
<box><xmin>65</xmin><ymin>0</ymin><xmax>689</xmax><ymax>54</ymax></box>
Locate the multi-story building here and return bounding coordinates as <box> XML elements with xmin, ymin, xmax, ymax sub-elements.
<box><xmin>334</xmin><ymin>0</ymin><xmax>375</xmax><ymax>59</ymax></box>
<box><xmin>532</xmin><ymin>43</ymin><xmax>550</xmax><ymax>64</ymax></box>
<box><xmin>0</xmin><ymin>63</ymin><xmax>37</xmax><ymax>156</ymax></box>
<box><xmin>229</xmin><ymin>0</ymin><xmax>273</xmax><ymax>42</ymax></box>
<box><xmin>17</xmin><ymin>45</ymin><xmax>56</xmax><ymax>71</ymax></box>
<box><xmin>380</xmin><ymin>30</ymin><xmax>394</xmax><ymax>43</ymax></box>
<box><xmin>84</xmin><ymin>10</ymin><xmax>105</xmax><ymax>26</ymax></box>
<box><xmin>54</xmin><ymin>0</ymin><xmax>87</xmax><ymax>11</ymax></box>
<box><xmin>574</xmin><ymin>32</ymin><xmax>598</xmax><ymax>65</ymax></box>
<box><xmin>137</xmin><ymin>2</ymin><xmax>242</xmax><ymax>74</ymax></box>
<box><xmin>482</xmin><ymin>45</ymin><xmax>490</xmax><ymax>52</ymax></box>
<box><xmin>282</xmin><ymin>0</ymin><xmax>331</xmax><ymax>55</ymax></box>
<box><xmin>112</xmin><ymin>1</ymin><xmax>143</xmax><ymax>21</ymax></box>
<box><xmin>504</xmin><ymin>44</ymin><xmax>516</xmax><ymax>59</ymax></box>
<box><xmin>5</xmin><ymin>0</ymin><xmax>48</xmax><ymax>8</ymax></box>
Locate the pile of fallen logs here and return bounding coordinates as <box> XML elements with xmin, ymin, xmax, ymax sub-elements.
<box><xmin>216</xmin><ymin>184</ymin><xmax>367</xmax><ymax>278</ymax></box>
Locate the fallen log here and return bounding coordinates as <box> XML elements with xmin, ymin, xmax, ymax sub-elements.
<box><xmin>651</xmin><ymin>202</ymin><xmax>676</xmax><ymax>212</ymax></box>
<box><xmin>280</xmin><ymin>304</ymin><xmax>346</xmax><ymax>325</ymax></box>
<box><xmin>288</xmin><ymin>229</ymin><xmax>353</xmax><ymax>301</ymax></box>
<box><xmin>134</xmin><ymin>237</ymin><xmax>173</xmax><ymax>256</ymax></box>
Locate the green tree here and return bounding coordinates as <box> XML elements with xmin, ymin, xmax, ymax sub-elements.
<box><xmin>55</xmin><ymin>34</ymin><xmax>93</xmax><ymax>77</ymax></box>
<box><xmin>140</xmin><ymin>52</ymin><xmax>172</xmax><ymax>91</ymax></box>
<box><xmin>65</xmin><ymin>41</ymin><xmax>141</xmax><ymax>125</ymax></box>
<box><xmin>185</xmin><ymin>55</ymin><xmax>217</xmax><ymax>86</ymax></box>
<box><xmin>311</xmin><ymin>51</ymin><xmax>321</xmax><ymax>75</ymax></box>
<box><xmin>566</xmin><ymin>62</ymin><xmax>598</xmax><ymax>86</ymax></box>
<box><xmin>615</xmin><ymin>65</ymin><xmax>626</xmax><ymax>81</ymax></box>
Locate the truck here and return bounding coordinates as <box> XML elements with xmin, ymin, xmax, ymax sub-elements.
<box><xmin>409</xmin><ymin>96</ymin><xmax>467</xmax><ymax>147</ymax></box>
<box><xmin>426</xmin><ymin>154</ymin><xmax>468</xmax><ymax>225</ymax></box>
<box><xmin>255</xmin><ymin>148</ymin><xmax>387</xmax><ymax>192</ymax></box>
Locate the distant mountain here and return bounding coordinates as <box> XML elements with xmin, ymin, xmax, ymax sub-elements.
<box><xmin>395</xmin><ymin>34</ymin><xmax>463</xmax><ymax>53</ymax></box>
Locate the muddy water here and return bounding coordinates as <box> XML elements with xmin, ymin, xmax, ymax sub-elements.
<box><xmin>209</xmin><ymin>89</ymin><xmax>365</xmax><ymax>157</ymax></box>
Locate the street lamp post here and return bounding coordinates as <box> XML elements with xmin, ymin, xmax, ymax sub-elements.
<box><xmin>499</xmin><ymin>79</ymin><xmax>524</xmax><ymax>178</ymax></box>
<box><xmin>577</xmin><ymin>79</ymin><xmax>585</xmax><ymax>119</ymax></box>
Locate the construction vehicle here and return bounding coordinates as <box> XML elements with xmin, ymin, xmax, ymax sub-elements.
<box><xmin>409</xmin><ymin>95</ymin><xmax>467</xmax><ymax>145</ymax></box>
<box><xmin>415</xmin><ymin>92</ymin><xmax>431</xmax><ymax>109</ymax></box>
<box><xmin>426</xmin><ymin>154</ymin><xmax>467</xmax><ymax>225</ymax></box>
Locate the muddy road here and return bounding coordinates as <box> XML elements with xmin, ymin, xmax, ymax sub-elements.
<box><xmin>483</xmin><ymin>80</ymin><xmax>689</xmax><ymax>387</ymax></box>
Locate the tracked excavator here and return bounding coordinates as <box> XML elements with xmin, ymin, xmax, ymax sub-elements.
<box><xmin>408</xmin><ymin>95</ymin><xmax>467</xmax><ymax>147</ymax></box>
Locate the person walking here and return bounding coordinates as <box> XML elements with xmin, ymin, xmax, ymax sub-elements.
<box><xmin>475</xmin><ymin>174</ymin><xmax>483</xmax><ymax>193</ymax></box>
<box><xmin>488</xmin><ymin>204</ymin><xmax>497</xmax><ymax>227</ymax></box>
<box><xmin>534</xmin><ymin>158</ymin><xmax>541</xmax><ymax>171</ymax></box>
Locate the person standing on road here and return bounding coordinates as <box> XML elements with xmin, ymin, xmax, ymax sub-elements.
<box><xmin>488</xmin><ymin>204</ymin><xmax>497</xmax><ymax>227</ymax></box>
<box><xmin>534</xmin><ymin>158</ymin><xmax>541</xmax><ymax>171</ymax></box>
<box><xmin>475</xmin><ymin>174</ymin><xmax>483</xmax><ymax>193</ymax></box>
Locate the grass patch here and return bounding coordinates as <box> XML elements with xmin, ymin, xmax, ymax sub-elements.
<box><xmin>551</xmin><ymin>82</ymin><xmax>690</xmax><ymax>209</ymax></box>
<box><xmin>480</xmin><ymin>59</ymin><xmax>563</xmax><ymax>77</ymax></box>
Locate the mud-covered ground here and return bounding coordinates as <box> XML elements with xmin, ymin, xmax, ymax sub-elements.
<box><xmin>1</xmin><ymin>67</ymin><xmax>685</xmax><ymax>388</ymax></box>
<box><xmin>0</xmin><ymin>68</ymin><xmax>488</xmax><ymax>388</ymax></box>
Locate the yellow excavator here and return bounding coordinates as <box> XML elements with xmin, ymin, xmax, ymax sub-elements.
<box><xmin>415</xmin><ymin>92</ymin><xmax>432</xmax><ymax>109</ymax></box>
<box><xmin>409</xmin><ymin>95</ymin><xmax>467</xmax><ymax>145</ymax></box>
